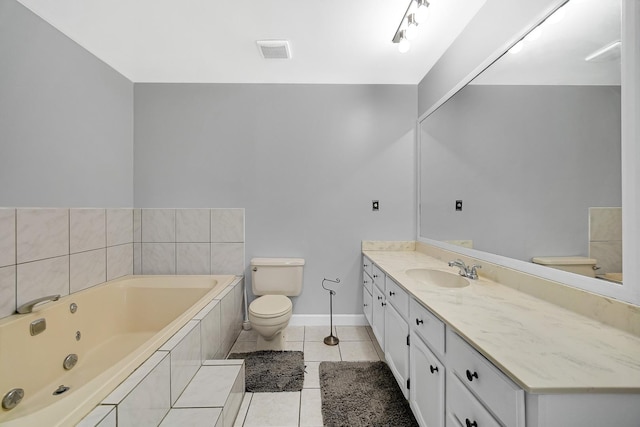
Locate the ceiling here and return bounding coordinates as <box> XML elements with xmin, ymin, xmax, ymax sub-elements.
<box><xmin>472</xmin><ymin>0</ymin><xmax>621</xmax><ymax>85</ymax></box>
<box><xmin>16</xmin><ymin>0</ymin><xmax>486</xmax><ymax>84</ymax></box>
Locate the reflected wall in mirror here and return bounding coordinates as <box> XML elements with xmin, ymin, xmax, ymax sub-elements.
<box><xmin>419</xmin><ymin>0</ymin><xmax>622</xmax><ymax>282</ymax></box>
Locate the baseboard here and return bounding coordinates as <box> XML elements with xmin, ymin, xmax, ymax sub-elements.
<box><xmin>289</xmin><ymin>314</ymin><xmax>368</xmax><ymax>326</ymax></box>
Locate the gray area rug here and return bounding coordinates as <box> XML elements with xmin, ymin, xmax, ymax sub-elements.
<box><xmin>228</xmin><ymin>350</ymin><xmax>304</xmax><ymax>392</ymax></box>
<box><xmin>319</xmin><ymin>361</ymin><xmax>418</xmax><ymax>427</ymax></box>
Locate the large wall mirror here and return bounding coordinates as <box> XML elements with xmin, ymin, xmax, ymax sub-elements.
<box><xmin>419</xmin><ymin>0</ymin><xmax>624</xmax><ymax>287</ymax></box>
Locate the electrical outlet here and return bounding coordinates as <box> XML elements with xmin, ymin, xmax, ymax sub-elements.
<box><xmin>455</xmin><ymin>200</ymin><xmax>463</xmax><ymax>211</ymax></box>
<box><xmin>372</xmin><ymin>200</ymin><xmax>379</xmax><ymax>211</ymax></box>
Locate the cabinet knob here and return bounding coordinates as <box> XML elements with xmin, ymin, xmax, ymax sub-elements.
<box><xmin>373</xmin><ymin>274</ymin><xmax>378</xmax><ymax>278</ymax></box>
<box><xmin>377</xmin><ymin>296</ymin><xmax>383</xmax><ymax>300</ymax></box>
<box><xmin>364</xmin><ymin>303</ymin><xmax>368</xmax><ymax>307</ymax></box>
<box><xmin>364</xmin><ymin>280</ymin><xmax>369</xmax><ymax>284</ymax></box>
<box><xmin>466</xmin><ymin>369</ymin><xmax>478</xmax><ymax>382</ymax></box>
<box><xmin>381</xmin><ymin>302</ymin><xmax>387</xmax><ymax>307</ymax></box>
<box><xmin>364</xmin><ymin>264</ymin><xmax>369</xmax><ymax>268</ymax></box>
<box><xmin>429</xmin><ymin>365</ymin><xmax>438</xmax><ymax>374</ymax></box>
<box><xmin>416</xmin><ymin>318</ymin><xmax>424</xmax><ymax>325</ymax></box>
<box><xmin>389</xmin><ymin>291</ymin><xmax>395</xmax><ymax>296</ymax></box>
<box><xmin>465</xmin><ymin>419</ymin><xmax>477</xmax><ymax>427</ymax></box>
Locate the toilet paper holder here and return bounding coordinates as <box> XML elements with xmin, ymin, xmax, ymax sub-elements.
<box><xmin>322</xmin><ymin>277</ymin><xmax>341</xmax><ymax>346</ymax></box>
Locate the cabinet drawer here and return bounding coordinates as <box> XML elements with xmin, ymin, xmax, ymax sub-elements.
<box><xmin>363</xmin><ymin>287</ymin><xmax>373</xmax><ymax>326</ymax></box>
<box><xmin>447</xmin><ymin>372</ymin><xmax>501</xmax><ymax>427</ymax></box>
<box><xmin>372</xmin><ymin>264</ymin><xmax>385</xmax><ymax>291</ymax></box>
<box><xmin>363</xmin><ymin>270</ymin><xmax>373</xmax><ymax>294</ymax></box>
<box><xmin>385</xmin><ymin>277</ymin><xmax>409</xmax><ymax>319</ymax></box>
<box><xmin>447</xmin><ymin>329</ymin><xmax>524</xmax><ymax>427</ymax></box>
<box><xmin>410</xmin><ymin>298</ymin><xmax>445</xmax><ymax>356</ymax></box>
<box><xmin>362</xmin><ymin>255</ymin><xmax>373</xmax><ymax>277</ymax></box>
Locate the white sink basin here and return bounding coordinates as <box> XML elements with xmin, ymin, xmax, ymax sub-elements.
<box><xmin>405</xmin><ymin>268</ymin><xmax>470</xmax><ymax>289</ymax></box>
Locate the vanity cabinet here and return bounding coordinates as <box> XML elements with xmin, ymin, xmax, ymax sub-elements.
<box><xmin>363</xmin><ymin>251</ymin><xmax>640</xmax><ymax>427</ymax></box>
<box><xmin>410</xmin><ymin>330</ymin><xmax>444</xmax><ymax>427</ymax></box>
<box><xmin>372</xmin><ymin>283</ymin><xmax>386</xmax><ymax>347</ymax></box>
<box><xmin>409</xmin><ymin>299</ymin><xmax>446</xmax><ymax>427</ymax></box>
<box><xmin>363</xmin><ymin>287</ymin><xmax>372</xmax><ymax>325</ymax></box>
<box><xmin>362</xmin><ymin>258</ymin><xmax>374</xmax><ymax>326</ymax></box>
<box><xmin>384</xmin><ymin>278</ymin><xmax>410</xmax><ymax>399</ymax></box>
<box><xmin>446</xmin><ymin>329</ymin><xmax>525</xmax><ymax>427</ymax></box>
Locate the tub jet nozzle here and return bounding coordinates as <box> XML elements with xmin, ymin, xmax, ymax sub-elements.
<box><xmin>53</xmin><ymin>385</ymin><xmax>70</xmax><ymax>396</ymax></box>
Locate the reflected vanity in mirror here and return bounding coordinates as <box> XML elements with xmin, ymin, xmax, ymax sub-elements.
<box><xmin>419</xmin><ymin>0</ymin><xmax>623</xmax><ymax>283</ymax></box>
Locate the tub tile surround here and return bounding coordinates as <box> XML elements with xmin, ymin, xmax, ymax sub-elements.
<box><xmin>589</xmin><ymin>207</ymin><xmax>623</xmax><ymax>274</ymax></box>
<box><xmin>81</xmin><ymin>277</ymin><xmax>245</xmax><ymax>426</ymax></box>
<box><xmin>137</xmin><ymin>208</ymin><xmax>245</xmax><ymax>276</ymax></box>
<box><xmin>0</xmin><ymin>207</ymin><xmax>245</xmax><ymax>319</ymax></box>
<box><xmin>76</xmin><ymin>405</ymin><xmax>116</xmax><ymax>427</ymax></box>
<box><xmin>0</xmin><ymin>208</ymin><xmax>135</xmax><ymax>318</ymax></box>
<box><xmin>363</xmin><ymin>241</ymin><xmax>640</xmax><ymax>392</ymax></box>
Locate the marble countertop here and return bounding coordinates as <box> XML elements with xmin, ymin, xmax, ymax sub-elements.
<box><xmin>363</xmin><ymin>249</ymin><xmax>640</xmax><ymax>394</ymax></box>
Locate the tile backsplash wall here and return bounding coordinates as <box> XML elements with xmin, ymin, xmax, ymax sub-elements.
<box><xmin>0</xmin><ymin>208</ymin><xmax>134</xmax><ymax>319</ymax></box>
<box><xmin>589</xmin><ymin>207</ymin><xmax>622</xmax><ymax>274</ymax></box>
<box><xmin>0</xmin><ymin>208</ymin><xmax>245</xmax><ymax>319</ymax></box>
<box><xmin>135</xmin><ymin>209</ymin><xmax>245</xmax><ymax>276</ymax></box>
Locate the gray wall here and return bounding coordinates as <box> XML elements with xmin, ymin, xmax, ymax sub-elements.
<box><xmin>134</xmin><ymin>84</ymin><xmax>417</xmax><ymax>314</ymax></box>
<box><xmin>418</xmin><ymin>0</ymin><xmax>564</xmax><ymax>117</ymax></box>
<box><xmin>0</xmin><ymin>1</ymin><xmax>134</xmax><ymax>207</ymax></box>
<box><xmin>420</xmin><ymin>85</ymin><xmax>621</xmax><ymax>261</ymax></box>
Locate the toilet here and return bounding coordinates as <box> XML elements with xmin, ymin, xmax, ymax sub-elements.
<box><xmin>531</xmin><ymin>256</ymin><xmax>597</xmax><ymax>278</ymax></box>
<box><xmin>249</xmin><ymin>257</ymin><xmax>305</xmax><ymax>351</ymax></box>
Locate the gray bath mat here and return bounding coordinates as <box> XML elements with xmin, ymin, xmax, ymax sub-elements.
<box><xmin>228</xmin><ymin>350</ymin><xmax>304</xmax><ymax>392</ymax></box>
<box><xmin>319</xmin><ymin>361</ymin><xmax>418</xmax><ymax>427</ymax></box>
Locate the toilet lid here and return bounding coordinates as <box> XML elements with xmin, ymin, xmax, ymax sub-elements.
<box><xmin>249</xmin><ymin>295</ymin><xmax>292</xmax><ymax>318</ymax></box>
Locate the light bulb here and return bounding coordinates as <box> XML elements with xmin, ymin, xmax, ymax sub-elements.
<box><xmin>508</xmin><ymin>40</ymin><xmax>524</xmax><ymax>55</ymax></box>
<box><xmin>415</xmin><ymin>0</ymin><xmax>430</xmax><ymax>24</ymax></box>
<box><xmin>524</xmin><ymin>26</ymin><xmax>542</xmax><ymax>42</ymax></box>
<box><xmin>398</xmin><ymin>37</ymin><xmax>410</xmax><ymax>53</ymax></box>
<box><xmin>406</xmin><ymin>14</ymin><xmax>418</xmax><ymax>40</ymax></box>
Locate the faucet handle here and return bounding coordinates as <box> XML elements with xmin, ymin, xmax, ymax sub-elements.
<box><xmin>468</xmin><ymin>265</ymin><xmax>482</xmax><ymax>279</ymax></box>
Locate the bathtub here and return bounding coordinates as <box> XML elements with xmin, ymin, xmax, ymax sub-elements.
<box><xmin>0</xmin><ymin>274</ymin><xmax>237</xmax><ymax>426</ymax></box>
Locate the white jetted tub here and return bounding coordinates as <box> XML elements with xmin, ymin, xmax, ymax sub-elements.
<box><xmin>0</xmin><ymin>275</ymin><xmax>236</xmax><ymax>426</ymax></box>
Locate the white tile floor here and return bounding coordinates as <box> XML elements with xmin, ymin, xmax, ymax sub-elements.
<box><xmin>230</xmin><ymin>325</ymin><xmax>385</xmax><ymax>427</ymax></box>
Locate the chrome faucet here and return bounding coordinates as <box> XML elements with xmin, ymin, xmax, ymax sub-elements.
<box><xmin>448</xmin><ymin>259</ymin><xmax>482</xmax><ymax>280</ymax></box>
<box><xmin>16</xmin><ymin>294</ymin><xmax>60</xmax><ymax>314</ymax></box>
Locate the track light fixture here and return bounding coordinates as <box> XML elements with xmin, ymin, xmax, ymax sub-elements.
<box><xmin>392</xmin><ymin>0</ymin><xmax>432</xmax><ymax>53</ymax></box>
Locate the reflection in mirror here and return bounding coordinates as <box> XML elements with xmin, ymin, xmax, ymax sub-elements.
<box><xmin>419</xmin><ymin>0</ymin><xmax>622</xmax><ymax>284</ymax></box>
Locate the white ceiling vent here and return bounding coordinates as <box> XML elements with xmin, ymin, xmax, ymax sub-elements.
<box><xmin>256</xmin><ymin>40</ymin><xmax>292</xmax><ymax>59</ymax></box>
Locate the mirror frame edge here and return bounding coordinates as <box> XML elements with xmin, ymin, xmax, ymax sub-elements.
<box><xmin>416</xmin><ymin>0</ymin><xmax>640</xmax><ymax>306</ymax></box>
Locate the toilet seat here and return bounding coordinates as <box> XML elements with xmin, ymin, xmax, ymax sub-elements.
<box><xmin>249</xmin><ymin>295</ymin><xmax>292</xmax><ymax>319</ymax></box>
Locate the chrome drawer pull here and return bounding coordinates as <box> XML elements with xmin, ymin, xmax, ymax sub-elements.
<box><xmin>465</xmin><ymin>419</ymin><xmax>477</xmax><ymax>427</ymax></box>
<box><xmin>466</xmin><ymin>369</ymin><xmax>478</xmax><ymax>382</ymax></box>
<box><xmin>416</xmin><ymin>318</ymin><xmax>424</xmax><ymax>325</ymax></box>
<box><xmin>430</xmin><ymin>365</ymin><xmax>438</xmax><ymax>374</ymax></box>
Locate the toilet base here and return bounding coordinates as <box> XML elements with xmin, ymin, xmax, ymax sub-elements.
<box><xmin>256</xmin><ymin>330</ymin><xmax>286</xmax><ymax>351</ymax></box>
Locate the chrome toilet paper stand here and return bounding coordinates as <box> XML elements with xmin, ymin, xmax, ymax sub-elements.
<box><xmin>322</xmin><ymin>277</ymin><xmax>341</xmax><ymax>346</ymax></box>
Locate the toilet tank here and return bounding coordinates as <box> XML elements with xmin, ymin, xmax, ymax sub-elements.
<box><xmin>251</xmin><ymin>258</ymin><xmax>305</xmax><ymax>296</ymax></box>
<box><xmin>531</xmin><ymin>256</ymin><xmax>597</xmax><ymax>278</ymax></box>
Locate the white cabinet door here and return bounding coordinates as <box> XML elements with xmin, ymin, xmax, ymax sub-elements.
<box><xmin>410</xmin><ymin>331</ymin><xmax>444</xmax><ymax>427</ymax></box>
<box><xmin>372</xmin><ymin>285</ymin><xmax>385</xmax><ymax>348</ymax></box>
<box><xmin>363</xmin><ymin>286</ymin><xmax>373</xmax><ymax>326</ymax></box>
<box><xmin>385</xmin><ymin>302</ymin><xmax>410</xmax><ymax>399</ymax></box>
